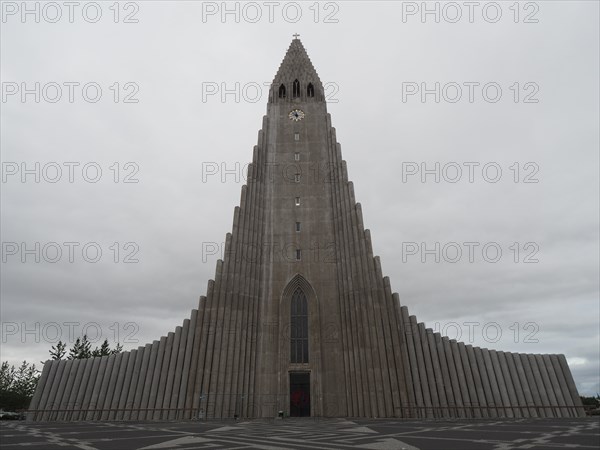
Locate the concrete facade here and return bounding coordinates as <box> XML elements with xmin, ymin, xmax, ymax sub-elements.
<box><xmin>28</xmin><ymin>38</ymin><xmax>584</xmax><ymax>420</ymax></box>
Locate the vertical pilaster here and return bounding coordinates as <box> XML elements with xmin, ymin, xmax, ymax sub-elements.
<box><xmin>42</xmin><ymin>360</ymin><xmax>66</xmax><ymax>421</ymax></box>
<box><xmin>489</xmin><ymin>350</ymin><xmax>513</xmax><ymax>418</ymax></box>
<box><xmin>556</xmin><ymin>354</ymin><xmax>585</xmax><ymax>417</ymax></box>
<box><xmin>426</xmin><ymin>330</ymin><xmax>448</xmax><ymax>417</ymax></box>
<box><xmin>550</xmin><ymin>355</ymin><xmax>577</xmax><ymax>417</ymax></box>
<box><xmin>465</xmin><ymin>345</ymin><xmax>488</xmax><ymax>418</ymax></box>
<box><xmin>520</xmin><ymin>353</ymin><xmax>545</xmax><ymax>417</ymax></box>
<box><xmin>124</xmin><ymin>346</ymin><xmax>145</xmax><ymax>420</ymax></box>
<box><xmin>162</xmin><ymin>326</ymin><xmax>182</xmax><ymax>420</ymax></box>
<box><xmin>67</xmin><ymin>358</ymin><xmax>87</xmax><ymax>421</ymax></box>
<box><xmin>542</xmin><ymin>354</ymin><xmax>567</xmax><ymax>417</ymax></box>
<box><xmin>410</xmin><ymin>317</ymin><xmax>432</xmax><ymax>417</ymax></box>
<box><xmin>27</xmin><ymin>361</ymin><xmax>51</xmax><ymax>421</ymax></box>
<box><xmin>178</xmin><ymin>312</ymin><xmax>197</xmax><ymax>420</ymax></box>
<box><xmin>73</xmin><ymin>358</ymin><xmax>93</xmax><ymax>421</ymax></box>
<box><xmin>401</xmin><ymin>307</ymin><xmax>423</xmax><ymax>418</ymax></box>
<box><xmin>441</xmin><ymin>337</ymin><xmax>462</xmax><ymax>417</ymax></box>
<box><xmin>497</xmin><ymin>351</ymin><xmax>521</xmax><ymax>418</ymax></box>
<box><xmin>534</xmin><ymin>354</ymin><xmax>559</xmax><ymax>417</ymax></box>
<box><xmin>102</xmin><ymin>352</ymin><xmax>123</xmax><ymax>420</ymax></box>
<box><xmin>170</xmin><ymin>320</ymin><xmax>189</xmax><ymax>420</ymax></box>
<box><xmin>56</xmin><ymin>359</ymin><xmax>79</xmax><ymax>421</ymax></box>
<box><xmin>148</xmin><ymin>336</ymin><xmax>167</xmax><ymax>419</ymax></box>
<box><xmin>140</xmin><ymin>341</ymin><xmax>160</xmax><ymax>421</ymax></box>
<box><xmin>81</xmin><ymin>359</ymin><xmax>102</xmax><ymax>420</ymax></box>
<box><xmin>394</xmin><ymin>300</ymin><xmax>416</xmax><ymax>418</ymax></box>
<box><xmin>109</xmin><ymin>351</ymin><xmax>129</xmax><ymax>420</ymax></box>
<box><xmin>94</xmin><ymin>356</ymin><xmax>116</xmax><ymax>420</ymax></box>
<box><xmin>190</xmin><ymin>296</ymin><xmax>208</xmax><ymax>416</ymax></box>
<box><xmin>132</xmin><ymin>343</ymin><xmax>153</xmax><ymax>421</ymax></box>
<box><xmin>116</xmin><ymin>349</ymin><xmax>137</xmax><ymax>420</ymax></box>
<box><xmin>528</xmin><ymin>353</ymin><xmax>552</xmax><ymax>417</ymax></box>
<box><xmin>456</xmin><ymin>342</ymin><xmax>479</xmax><ymax>418</ymax></box>
<box><xmin>155</xmin><ymin>333</ymin><xmax>174</xmax><ymax>420</ymax></box>
<box><xmin>330</xmin><ymin>138</ymin><xmax>358</xmax><ymax>417</ymax></box>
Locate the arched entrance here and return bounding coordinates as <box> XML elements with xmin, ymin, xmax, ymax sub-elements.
<box><xmin>279</xmin><ymin>274</ymin><xmax>322</xmax><ymax>417</ymax></box>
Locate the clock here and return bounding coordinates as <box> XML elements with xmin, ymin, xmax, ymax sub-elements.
<box><xmin>288</xmin><ymin>109</ymin><xmax>305</xmax><ymax>121</ymax></box>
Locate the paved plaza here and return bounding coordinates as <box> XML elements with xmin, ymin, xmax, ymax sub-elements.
<box><xmin>1</xmin><ymin>418</ymin><xmax>598</xmax><ymax>449</ymax></box>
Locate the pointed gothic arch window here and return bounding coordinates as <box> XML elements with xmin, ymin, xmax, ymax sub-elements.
<box><xmin>307</xmin><ymin>83</ymin><xmax>314</xmax><ymax>98</ymax></box>
<box><xmin>292</xmin><ymin>79</ymin><xmax>300</xmax><ymax>98</ymax></box>
<box><xmin>278</xmin><ymin>84</ymin><xmax>286</xmax><ymax>98</ymax></box>
<box><xmin>290</xmin><ymin>287</ymin><xmax>308</xmax><ymax>363</ymax></box>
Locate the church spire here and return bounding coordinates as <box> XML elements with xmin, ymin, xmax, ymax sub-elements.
<box><xmin>269</xmin><ymin>37</ymin><xmax>324</xmax><ymax>103</ymax></box>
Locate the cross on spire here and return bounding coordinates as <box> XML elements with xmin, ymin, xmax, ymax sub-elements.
<box><xmin>293</xmin><ymin>33</ymin><xmax>300</xmax><ymax>39</ymax></box>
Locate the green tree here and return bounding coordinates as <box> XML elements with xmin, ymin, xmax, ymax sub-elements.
<box><xmin>112</xmin><ymin>343</ymin><xmax>123</xmax><ymax>354</ymax></box>
<box><xmin>68</xmin><ymin>335</ymin><xmax>92</xmax><ymax>360</ymax></box>
<box><xmin>580</xmin><ymin>395</ymin><xmax>600</xmax><ymax>407</ymax></box>
<box><xmin>49</xmin><ymin>341</ymin><xmax>67</xmax><ymax>360</ymax></box>
<box><xmin>0</xmin><ymin>362</ymin><xmax>16</xmax><ymax>394</ymax></box>
<box><xmin>49</xmin><ymin>336</ymin><xmax>122</xmax><ymax>361</ymax></box>
<box><xmin>91</xmin><ymin>339</ymin><xmax>112</xmax><ymax>357</ymax></box>
<box><xmin>0</xmin><ymin>361</ymin><xmax>40</xmax><ymax>410</ymax></box>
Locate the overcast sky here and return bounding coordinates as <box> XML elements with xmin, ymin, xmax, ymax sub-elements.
<box><xmin>1</xmin><ymin>1</ymin><xmax>598</xmax><ymax>396</ymax></box>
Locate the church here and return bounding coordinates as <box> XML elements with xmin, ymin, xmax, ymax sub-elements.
<box><xmin>28</xmin><ymin>37</ymin><xmax>584</xmax><ymax>420</ymax></box>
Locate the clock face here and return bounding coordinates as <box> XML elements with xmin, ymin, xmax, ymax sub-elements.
<box><xmin>288</xmin><ymin>109</ymin><xmax>305</xmax><ymax>121</ymax></box>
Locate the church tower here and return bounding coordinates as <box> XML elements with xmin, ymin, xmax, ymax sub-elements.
<box><xmin>252</xmin><ymin>37</ymin><xmax>411</xmax><ymax>418</ymax></box>
<box><xmin>28</xmin><ymin>38</ymin><xmax>585</xmax><ymax>420</ymax></box>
